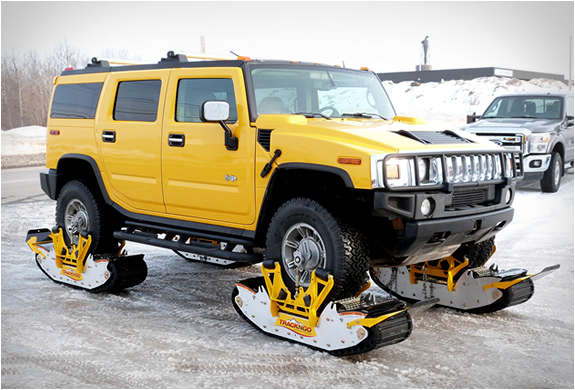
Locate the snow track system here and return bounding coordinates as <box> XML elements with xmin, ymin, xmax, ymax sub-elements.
<box><xmin>26</xmin><ymin>227</ymin><xmax>147</xmax><ymax>292</ymax></box>
<box><xmin>232</xmin><ymin>260</ymin><xmax>438</xmax><ymax>356</ymax></box>
<box><xmin>26</xmin><ymin>228</ymin><xmax>559</xmax><ymax>356</ymax></box>
<box><xmin>371</xmin><ymin>256</ymin><xmax>560</xmax><ymax>314</ymax></box>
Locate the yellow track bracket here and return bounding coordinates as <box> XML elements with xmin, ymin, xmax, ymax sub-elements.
<box><xmin>26</xmin><ymin>228</ymin><xmax>92</xmax><ymax>278</ymax></box>
<box><xmin>261</xmin><ymin>262</ymin><xmax>334</xmax><ymax>328</ymax></box>
<box><xmin>409</xmin><ymin>256</ymin><xmax>469</xmax><ymax>292</ymax></box>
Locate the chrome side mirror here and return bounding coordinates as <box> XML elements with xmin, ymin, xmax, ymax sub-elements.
<box><xmin>200</xmin><ymin>101</ymin><xmax>238</xmax><ymax>151</ymax></box>
<box><xmin>200</xmin><ymin>101</ymin><xmax>230</xmax><ymax>122</ymax></box>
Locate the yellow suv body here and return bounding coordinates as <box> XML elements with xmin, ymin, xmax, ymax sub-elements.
<box><xmin>41</xmin><ymin>52</ymin><xmax>522</xmax><ymax>301</ymax></box>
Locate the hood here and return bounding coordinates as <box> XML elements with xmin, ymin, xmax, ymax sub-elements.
<box><xmin>463</xmin><ymin>117</ymin><xmax>562</xmax><ymax>133</ymax></box>
<box><xmin>257</xmin><ymin>115</ymin><xmax>503</xmax><ymax>155</ymax></box>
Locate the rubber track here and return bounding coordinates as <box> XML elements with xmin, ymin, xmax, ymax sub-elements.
<box><xmin>36</xmin><ymin>255</ymin><xmax>147</xmax><ymax>293</ymax></box>
<box><xmin>231</xmin><ymin>282</ymin><xmax>412</xmax><ymax>356</ymax></box>
<box><xmin>466</xmin><ymin>278</ymin><xmax>534</xmax><ymax>314</ymax></box>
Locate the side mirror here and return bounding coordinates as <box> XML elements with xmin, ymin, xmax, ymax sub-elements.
<box><xmin>567</xmin><ymin>115</ymin><xmax>574</xmax><ymax>127</ymax></box>
<box><xmin>200</xmin><ymin>101</ymin><xmax>230</xmax><ymax>122</ymax></box>
<box><xmin>466</xmin><ymin>112</ymin><xmax>481</xmax><ymax>124</ymax></box>
<box><xmin>200</xmin><ymin>101</ymin><xmax>238</xmax><ymax>151</ymax></box>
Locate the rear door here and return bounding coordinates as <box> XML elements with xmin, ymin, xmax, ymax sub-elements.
<box><xmin>161</xmin><ymin>68</ymin><xmax>256</xmax><ymax>226</ymax></box>
<box><xmin>96</xmin><ymin>70</ymin><xmax>169</xmax><ymax>213</ymax></box>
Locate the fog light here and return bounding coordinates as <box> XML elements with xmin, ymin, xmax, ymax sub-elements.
<box><xmin>505</xmin><ymin>189</ymin><xmax>513</xmax><ymax>204</ymax></box>
<box><xmin>421</xmin><ymin>198</ymin><xmax>434</xmax><ymax>216</ymax></box>
<box><xmin>529</xmin><ymin>160</ymin><xmax>542</xmax><ymax>168</ymax></box>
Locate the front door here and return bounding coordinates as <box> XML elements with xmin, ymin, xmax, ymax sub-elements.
<box><xmin>161</xmin><ymin>68</ymin><xmax>256</xmax><ymax>226</ymax></box>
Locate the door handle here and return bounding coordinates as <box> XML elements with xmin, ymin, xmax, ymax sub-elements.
<box><xmin>168</xmin><ymin>134</ymin><xmax>185</xmax><ymax>147</ymax></box>
<box><xmin>102</xmin><ymin>131</ymin><xmax>116</xmax><ymax>143</ymax></box>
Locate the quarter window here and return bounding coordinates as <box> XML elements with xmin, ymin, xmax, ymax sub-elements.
<box><xmin>114</xmin><ymin>80</ymin><xmax>162</xmax><ymax>122</ymax></box>
<box><xmin>50</xmin><ymin>83</ymin><xmax>103</xmax><ymax>119</ymax></box>
<box><xmin>176</xmin><ymin>79</ymin><xmax>237</xmax><ymax>123</ymax></box>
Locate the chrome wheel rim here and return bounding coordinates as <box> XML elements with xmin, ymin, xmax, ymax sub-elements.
<box><xmin>64</xmin><ymin>199</ymin><xmax>89</xmax><ymax>245</ymax></box>
<box><xmin>553</xmin><ymin>158</ymin><xmax>561</xmax><ymax>187</ymax></box>
<box><xmin>281</xmin><ymin>223</ymin><xmax>327</xmax><ymax>287</ymax></box>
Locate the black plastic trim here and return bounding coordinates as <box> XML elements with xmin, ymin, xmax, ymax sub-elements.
<box><xmin>272</xmin><ymin>162</ymin><xmax>355</xmax><ymax>188</ymax></box>
<box><xmin>40</xmin><ymin>169</ymin><xmax>58</xmax><ymax>200</ymax></box>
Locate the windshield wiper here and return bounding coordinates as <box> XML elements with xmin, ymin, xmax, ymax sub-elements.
<box><xmin>342</xmin><ymin>112</ymin><xmax>387</xmax><ymax>119</ymax></box>
<box><xmin>295</xmin><ymin>112</ymin><xmax>332</xmax><ymax>120</ymax></box>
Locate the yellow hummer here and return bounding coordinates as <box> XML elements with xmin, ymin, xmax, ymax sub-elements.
<box><xmin>41</xmin><ymin>51</ymin><xmax>523</xmax><ymax>303</ymax></box>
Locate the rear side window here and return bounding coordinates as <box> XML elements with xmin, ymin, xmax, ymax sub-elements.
<box><xmin>176</xmin><ymin>79</ymin><xmax>237</xmax><ymax>123</ymax></box>
<box><xmin>50</xmin><ymin>83</ymin><xmax>103</xmax><ymax>119</ymax></box>
<box><xmin>114</xmin><ymin>80</ymin><xmax>161</xmax><ymax>122</ymax></box>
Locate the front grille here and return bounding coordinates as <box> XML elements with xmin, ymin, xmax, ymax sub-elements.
<box><xmin>451</xmin><ymin>190</ymin><xmax>485</xmax><ymax>207</ymax></box>
<box><xmin>473</xmin><ymin>132</ymin><xmax>525</xmax><ymax>153</ymax></box>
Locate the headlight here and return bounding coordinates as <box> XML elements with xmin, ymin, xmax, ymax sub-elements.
<box><xmin>371</xmin><ymin>152</ymin><xmax>517</xmax><ymax>189</ymax></box>
<box><xmin>530</xmin><ymin>133</ymin><xmax>550</xmax><ymax>153</ymax></box>
<box><xmin>385</xmin><ymin>158</ymin><xmax>415</xmax><ymax>187</ymax></box>
<box><xmin>371</xmin><ymin>155</ymin><xmax>443</xmax><ymax>188</ymax></box>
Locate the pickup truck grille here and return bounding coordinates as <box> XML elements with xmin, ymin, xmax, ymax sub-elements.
<box><xmin>471</xmin><ymin>132</ymin><xmax>526</xmax><ymax>154</ymax></box>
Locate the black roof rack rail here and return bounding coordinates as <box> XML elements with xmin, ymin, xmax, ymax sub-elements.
<box><xmin>159</xmin><ymin>51</ymin><xmax>188</xmax><ymax>63</ymax></box>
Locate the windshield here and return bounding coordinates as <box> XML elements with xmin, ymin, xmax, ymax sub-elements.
<box><xmin>482</xmin><ymin>96</ymin><xmax>563</xmax><ymax>120</ymax></box>
<box><xmin>247</xmin><ymin>64</ymin><xmax>396</xmax><ymax>121</ymax></box>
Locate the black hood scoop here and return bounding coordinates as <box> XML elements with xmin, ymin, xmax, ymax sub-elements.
<box><xmin>393</xmin><ymin>129</ymin><xmax>474</xmax><ymax>145</ymax></box>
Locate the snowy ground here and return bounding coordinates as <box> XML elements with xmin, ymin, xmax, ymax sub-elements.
<box><xmin>1</xmin><ymin>174</ymin><xmax>573</xmax><ymax>388</ymax></box>
<box><xmin>2</xmin><ymin>76</ymin><xmax>573</xmax><ymax>388</ymax></box>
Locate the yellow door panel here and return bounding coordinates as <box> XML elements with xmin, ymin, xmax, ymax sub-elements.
<box><xmin>96</xmin><ymin>70</ymin><xmax>168</xmax><ymax>213</ymax></box>
<box><xmin>162</xmin><ymin>68</ymin><xmax>255</xmax><ymax>225</ymax></box>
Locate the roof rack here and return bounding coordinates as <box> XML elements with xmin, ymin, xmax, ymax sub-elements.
<box><xmin>159</xmin><ymin>51</ymin><xmax>188</xmax><ymax>63</ymax></box>
<box><xmin>86</xmin><ymin>57</ymin><xmax>110</xmax><ymax>68</ymax></box>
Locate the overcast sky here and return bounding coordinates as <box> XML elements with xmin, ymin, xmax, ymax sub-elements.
<box><xmin>2</xmin><ymin>1</ymin><xmax>573</xmax><ymax>78</ymax></box>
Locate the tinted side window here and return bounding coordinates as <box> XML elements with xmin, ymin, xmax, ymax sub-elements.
<box><xmin>50</xmin><ymin>83</ymin><xmax>103</xmax><ymax>119</ymax></box>
<box><xmin>114</xmin><ymin>80</ymin><xmax>161</xmax><ymax>122</ymax></box>
<box><xmin>176</xmin><ymin>79</ymin><xmax>237</xmax><ymax>123</ymax></box>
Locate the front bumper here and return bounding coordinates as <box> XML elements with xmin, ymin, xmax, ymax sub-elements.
<box><xmin>389</xmin><ymin>207</ymin><xmax>514</xmax><ymax>266</ymax></box>
<box><xmin>372</xmin><ymin>182</ymin><xmax>515</xmax><ymax>266</ymax></box>
<box><xmin>522</xmin><ymin>153</ymin><xmax>551</xmax><ymax>173</ymax></box>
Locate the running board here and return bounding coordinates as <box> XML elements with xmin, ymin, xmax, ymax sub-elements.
<box><xmin>113</xmin><ymin>228</ymin><xmax>263</xmax><ymax>264</ymax></box>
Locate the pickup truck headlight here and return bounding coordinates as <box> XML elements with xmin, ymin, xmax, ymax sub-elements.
<box><xmin>530</xmin><ymin>133</ymin><xmax>550</xmax><ymax>153</ymax></box>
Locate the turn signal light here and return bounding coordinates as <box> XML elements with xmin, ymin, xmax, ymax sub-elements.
<box><xmin>338</xmin><ymin>157</ymin><xmax>361</xmax><ymax>165</ymax></box>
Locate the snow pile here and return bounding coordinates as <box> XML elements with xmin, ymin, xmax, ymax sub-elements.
<box><xmin>1</xmin><ymin>126</ymin><xmax>46</xmax><ymax>156</ymax></box>
<box><xmin>0</xmin><ymin>77</ymin><xmax>569</xmax><ymax>167</ymax></box>
<box><xmin>1</xmin><ymin>126</ymin><xmax>46</xmax><ymax>168</ymax></box>
<box><xmin>383</xmin><ymin>77</ymin><xmax>569</xmax><ymax>129</ymax></box>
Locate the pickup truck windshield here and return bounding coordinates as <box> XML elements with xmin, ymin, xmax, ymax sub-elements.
<box><xmin>483</xmin><ymin>96</ymin><xmax>563</xmax><ymax>120</ymax></box>
<box><xmin>248</xmin><ymin>65</ymin><xmax>395</xmax><ymax>121</ymax></box>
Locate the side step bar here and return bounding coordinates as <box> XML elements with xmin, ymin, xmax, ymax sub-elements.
<box><xmin>114</xmin><ymin>225</ymin><xmax>263</xmax><ymax>264</ymax></box>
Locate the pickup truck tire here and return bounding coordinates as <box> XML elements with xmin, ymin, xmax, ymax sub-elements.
<box><xmin>540</xmin><ymin>152</ymin><xmax>562</xmax><ymax>193</ymax></box>
<box><xmin>266</xmin><ymin>197</ymin><xmax>369</xmax><ymax>301</ymax></box>
<box><xmin>55</xmin><ymin>180</ymin><xmax>120</xmax><ymax>254</ymax></box>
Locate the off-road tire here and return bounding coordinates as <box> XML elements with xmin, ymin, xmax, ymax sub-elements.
<box><xmin>265</xmin><ymin>197</ymin><xmax>369</xmax><ymax>301</ymax></box>
<box><xmin>452</xmin><ymin>236</ymin><xmax>496</xmax><ymax>269</ymax></box>
<box><xmin>56</xmin><ymin>180</ymin><xmax>120</xmax><ymax>254</ymax></box>
<box><xmin>540</xmin><ymin>152</ymin><xmax>562</xmax><ymax>193</ymax></box>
